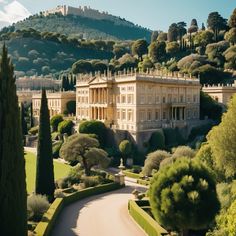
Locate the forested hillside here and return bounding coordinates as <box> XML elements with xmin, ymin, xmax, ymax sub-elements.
<box><xmin>11</xmin><ymin>13</ymin><xmax>151</xmax><ymax>41</ymax></box>
<box><xmin>0</xmin><ymin>29</ymin><xmax>113</xmax><ymax>76</ymax></box>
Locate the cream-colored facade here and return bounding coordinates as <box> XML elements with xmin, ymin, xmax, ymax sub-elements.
<box><xmin>202</xmin><ymin>82</ymin><xmax>236</xmax><ymax>105</ymax></box>
<box><xmin>32</xmin><ymin>92</ymin><xmax>76</xmax><ymax>123</ymax></box>
<box><xmin>17</xmin><ymin>91</ymin><xmax>35</xmax><ymax>105</ymax></box>
<box><xmin>76</xmin><ymin>70</ymin><xmax>201</xmax><ymax>143</ymax></box>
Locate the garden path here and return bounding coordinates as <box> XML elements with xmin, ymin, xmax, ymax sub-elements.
<box><xmin>51</xmin><ymin>178</ymin><xmax>147</xmax><ymax>236</ymax></box>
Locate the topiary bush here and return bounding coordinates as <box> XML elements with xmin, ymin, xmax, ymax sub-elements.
<box><xmin>79</xmin><ymin>120</ymin><xmax>107</xmax><ymax>147</ymax></box>
<box><xmin>81</xmin><ymin>176</ymin><xmax>102</xmax><ymax>188</ymax></box>
<box><xmin>27</xmin><ymin>194</ymin><xmax>50</xmax><ymax>222</ymax></box>
<box><xmin>149</xmin><ymin>158</ymin><xmax>220</xmax><ymax>235</ymax></box>
<box><xmin>52</xmin><ymin>141</ymin><xmax>63</xmax><ymax>159</ymax></box>
<box><xmin>119</xmin><ymin>140</ymin><xmax>132</xmax><ymax>164</ymax></box>
<box><xmin>50</xmin><ymin>115</ymin><xmax>64</xmax><ymax>132</ymax></box>
<box><xmin>148</xmin><ymin>130</ymin><xmax>165</xmax><ymax>151</ymax></box>
<box><xmin>172</xmin><ymin>145</ymin><xmax>196</xmax><ymax>159</ymax></box>
<box><xmin>58</xmin><ymin>120</ymin><xmax>74</xmax><ymax>135</ymax></box>
<box><xmin>29</xmin><ymin>126</ymin><xmax>39</xmax><ymax>135</ymax></box>
<box><xmin>66</xmin><ymin>101</ymin><xmax>76</xmax><ymax>115</ymax></box>
<box><xmin>142</xmin><ymin>150</ymin><xmax>171</xmax><ymax>176</ymax></box>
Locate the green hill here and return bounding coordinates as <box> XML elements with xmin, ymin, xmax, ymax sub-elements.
<box><xmin>0</xmin><ymin>30</ymin><xmax>113</xmax><ymax>76</ymax></box>
<box><xmin>12</xmin><ymin>13</ymin><xmax>151</xmax><ymax>41</ymax></box>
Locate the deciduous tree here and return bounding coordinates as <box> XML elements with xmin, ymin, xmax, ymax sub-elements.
<box><xmin>207</xmin><ymin>95</ymin><xmax>236</xmax><ymax>178</ymax></box>
<box><xmin>60</xmin><ymin>134</ymin><xmax>110</xmax><ymax>176</ymax></box>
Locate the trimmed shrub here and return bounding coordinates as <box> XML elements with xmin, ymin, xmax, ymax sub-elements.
<box><xmin>163</xmin><ymin>127</ymin><xmax>185</xmax><ymax>148</ymax></box>
<box><xmin>148</xmin><ymin>130</ymin><xmax>165</xmax><ymax>151</ymax></box>
<box><xmin>79</xmin><ymin>120</ymin><xmax>107</xmax><ymax>147</ymax></box>
<box><xmin>58</xmin><ymin>120</ymin><xmax>74</xmax><ymax>135</ymax></box>
<box><xmin>189</xmin><ymin>123</ymin><xmax>213</xmax><ymax>141</ymax></box>
<box><xmin>119</xmin><ymin>140</ymin><xmax>132</xmax><ymax>164</ymax></box>
<box><xmin>29</xmin><ymin>126</ymin><xmax>39</xmax><ymax>135</ymax></box>
<box><xmin>27</xmin><ymin>194</ymin><xmax>50</xmax><ymax>222</ymax></box>
<box><xmin>82</xmin><ymin>176</ymin><xmax>103</xmax><ymax>188</ymax></box>
<box><xmin>172</xmin><ymin>145</ymin><xmax>196</xmax><ymax>159</ymax></box>
<box><xmin>149</xmin><ymin>158</ymin><xmax>220</xmax><ymax>234</ymax></box>
<box><xmin>142</xmin><ymin>150</ymin><xmax>171</xmax><ymax>176</ymax></box>
<box><xmin>66</xmin><ymin>101</ymin><xmax>76</xmax><ymax>115</ymax></box>
<box><xmin>52</xmin><ymin>141</ymin><xmax>63</xmax><ymax>159</ymax></box>
<box><xmin>50</xmin><ymin>115</ymin><xmax>63</xmax><ymax>132</ymax></box>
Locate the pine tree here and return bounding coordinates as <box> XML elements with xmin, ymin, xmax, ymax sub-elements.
<box><xmin>0</xmin><ymin>44</ymin><xmax>27</xmax><ymax>235</ymax></box>
<box><xmin>35</xmin><ymin>89</ymin><xmax>55</xmax><ymax>202</ymax></box>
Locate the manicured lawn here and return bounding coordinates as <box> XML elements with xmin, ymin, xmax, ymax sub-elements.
<box><xmin>25</xmin><ymin>152</ymin><xmax>71</xmax><ymax>193</ymax></box>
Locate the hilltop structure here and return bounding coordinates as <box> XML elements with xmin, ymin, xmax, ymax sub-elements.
<box><xmin>43</xmin><ymin>5</ymin><xmax>118</xmax><ymax>22</ymax></box>
<box><xmin>76</xmin><ymin>70</ymin><xmax>201</xmax><ymax>147</ymax></box>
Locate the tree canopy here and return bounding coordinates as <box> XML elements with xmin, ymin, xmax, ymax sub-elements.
<box><xmin>207</xmin><ymin>94</ymin><xmax>236</xmax><ymax>178</ymax></box>
<box><xmin>60</xmin><ymin>134</ymin><xmax>110</xmax><ymax>176</ymax></box>
<box><xmin>149</xmin><ymin>158</ymin><xmax>220</xmax><ymax>236</ymax></box>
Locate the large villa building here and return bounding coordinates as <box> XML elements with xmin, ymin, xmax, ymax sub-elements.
<box><xmin>76</xmin><ymin>70</ymin><xmax>201</xmax><ymax>146</ymax></box>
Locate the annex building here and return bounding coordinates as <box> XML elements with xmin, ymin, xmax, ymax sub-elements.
<box><xmin>32</xmin><ymin>92</ymin><xmax>76</xmax><ymax>124</ymax></box>
<box><xmin>202</xmin><ymin>81</ymin><xmax>236</xmax><ymax>106</ymax></box>
<box><xmin>76</xmin><ymin>70</ymin><xmax>201</xmax><ymax>146</ymax></box>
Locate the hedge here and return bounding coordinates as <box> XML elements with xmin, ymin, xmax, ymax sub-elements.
<box><xmin>128</xmin><ymin>200</ymin><xmax>168</xmax><ymax>236</ymax></box>
<box><xmin>137</xmin><ymin>179</ymin><xmax>150</xmax><ymax>186</ymax></box>
<box><xmin>34</xmin><ymin>182</ymin><xmax>122</xmax><ymax>236</ymax></box>
<box><xmin>123</xmin><ymin>170</ymin><xmax>141</xmax><ymax>179</ymax></box>
<box><xmin>34</xmin><ymin>198</ymin><xmax>64</xmax><ymax>236</ymax></box>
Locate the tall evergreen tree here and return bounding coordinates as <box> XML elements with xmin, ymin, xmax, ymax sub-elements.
<box><xmin>0</xmin><ymin>44</ymin><xmax>27</xmax><ymax>235</ymax></box>
<box><xmin>35</xmin><ymin>89</ymin><xmax>55</xmax><ymax>202</ymax></box>
<box><xmin>207</xmin><ymin>12</ymin><xmax>227</xmax><ymax>41</ymax></box>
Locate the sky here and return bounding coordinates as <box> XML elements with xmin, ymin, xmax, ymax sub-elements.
<box><xmin>0</xmin><ymin>0</ymin><xmax>235</xmax><ymax>31</ymax></box>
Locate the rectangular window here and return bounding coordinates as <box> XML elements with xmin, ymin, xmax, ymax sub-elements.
<box><xmin>122</xmin><ymin>109</ymin><xmax>126</xmax><ymax>120</ymax></box>
<box><xmin>140</xmin><ymin>95</ymin><xmax>145</xmax><ymax>104</ymax></box>
<box><xmin>128</xmin><ymin>109</ymin><xmax>133</xmax><ymax>121</ymax></box>
<box><xmin>140</xmin><ymin>110</ymin><xmax>145</xmax><ymax>121</ymax></box>
<box><xmin>116</xmin><ymin>95</ymin><xmax>120</xmax><ymax>104</ymax></box>
<box><xmin>155</xmin><ymin>95</ymin><xmax>160</xmax><ymax>104</ymax></box>
<box><xmin>180</xmin><ymin>95</ymin><xmax>184</xmax><ymax>103</ymax></box>
<box><xmin>127</xmin><ymin>95</ymin><xmax>133</xmax><ymax>104</ymax></box>
<box><xmin>147</xmin><ymin>110</ymin><xmax>152</xmax><ymax>121</ymax></box>
<box><xmin>163</xmin><ymin>97</ymin><xmax>166</xmax><ymax>103</ymax></box>
<box><xmin>163</xmin><ymin>111</ymin><xmax>166</xmax><ymax>120</ymax></box>
<box><xmin>121</xmin><ymin>95</ymin><xmax>126</xmax><ymax>104</ymax></box>
<box><xmin>155</xmin><ymin>110</ymin><xmax>159</xmax><ymax>120</ymax></box>
<box><xmin>117</xmin><ymin>110</ymin><xmax>120</xmax><ymax>120</ymax></box>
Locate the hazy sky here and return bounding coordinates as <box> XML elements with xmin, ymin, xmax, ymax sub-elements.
<box><xmin>0</xmin><ymin>0</ymin><xmax>235</xmax><ymax>30</ymax></box>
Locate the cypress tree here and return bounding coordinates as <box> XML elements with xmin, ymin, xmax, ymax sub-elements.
<box><xmin>35</xmin><ymin>89</ymin><xmax>55</xmax><ymax>202</ymax></box>
<box><xmin>0</xmin><ymin>44</ymin><xmax>27</xmax><ymax>235</ymax></box>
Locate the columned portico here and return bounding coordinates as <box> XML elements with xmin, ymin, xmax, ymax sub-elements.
<box><xmin>171</xmin><ymin>106</ymin><xmax>186</xmax><ymax>121</ymax></box>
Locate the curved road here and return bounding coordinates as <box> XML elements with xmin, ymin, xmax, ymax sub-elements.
<box><xmin>51</xmin><ymin>178</ymin><xmax>147</xmax><ymax>236</ymax></box>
